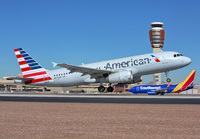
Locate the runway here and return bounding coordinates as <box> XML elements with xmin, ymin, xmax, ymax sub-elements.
<box><xmin>0</xmin><ymin>94</ymin><xmax>200</xmax><ymax>104</ymax></box>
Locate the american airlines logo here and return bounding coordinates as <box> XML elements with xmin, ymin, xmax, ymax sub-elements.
<box><xmin>105</xmin><ymin>58</ymin><xmax>151</xmax><ymax>70</ymax></box>
<box><xmin>151</xmin><ymin>55</ymin><xmax>160</xmax><ymax>62</ymax></box>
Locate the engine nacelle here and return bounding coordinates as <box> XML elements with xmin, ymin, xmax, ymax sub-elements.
<box><xmin>105</xmin><ymin>71</ymin><xmax>133</xmax><ymax>83</ymax></box>
<box><xmin>147</xmin><ymin>91</ymin><xmax>156</xmax><ymax>95</ymax></box>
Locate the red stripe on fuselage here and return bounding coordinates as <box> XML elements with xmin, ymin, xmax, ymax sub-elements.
<box><xmin>21</xmin><ymin>67</ymin><xmax>32</xmax><ymax>72</ymax></box>
<box><xmin>25</xmin><ymin>77</ymin><xmax>52</xmax><ymax>84</ymax></box>
<box><xmin>16</xmin><ymin>54</ymin><xmax>23</xmax><ymax>59</ymax></box>
<box><xmin>19</xmin><ymin>61</ymin><xmax>27</xmax><ymax>65</ymax></box>
<box><xmin>23</xmin><ymin>71</ymin><xmax>47</xmax><ymax>78</ymax></box>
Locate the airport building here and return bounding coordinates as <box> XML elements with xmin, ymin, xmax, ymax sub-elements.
<box><xmin>0</xmin><ymin>75</ymin><xmax>199</xmax><ymax>94</ymax></box>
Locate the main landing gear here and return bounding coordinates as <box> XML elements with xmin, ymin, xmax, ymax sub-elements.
<box><xmin>165</xmin><ymin>71</ymin><xmax>171</xmax><ymax>83</ymax></box>
<box><xmin>107</xmin><ymin>84</ymin><xmax>114</xmax><ymax>92</ymax></box>
<box><xmin>98</xmin><ymin>85</ymin><xmax>105</xmax><ymax>92</ymax></box>
<box><xmin>160</xmin><ymin>92</ymin><xmax>165</xmax><ymax>95</ymax></box>
<box><xmin>98</xmin><ymin>84</ymin><xmax>114</xmax><ymax>92</ymax></box>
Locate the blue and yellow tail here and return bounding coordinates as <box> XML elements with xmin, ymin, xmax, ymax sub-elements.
<box><xmin>172</xmin><ymin>70</ymin><xmax>196</xmax><ymax>92</ymax></box>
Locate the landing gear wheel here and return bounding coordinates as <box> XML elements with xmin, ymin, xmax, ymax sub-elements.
<box><xmin>166</xmin><ymin>78</ymin><xmax>171</xmax><ymax>83</ymax></box>
<box><xmin>161</xmin><ymin>92</ymin><xmax>165</xmax><ymax>95</ymax></box>
<box><xmin>98</xmin><ymin>86</ymin><xmax>105</xmax><ymax>92</ymax></box>
<box><xmin>107</xmin><ymin>86</ymin><xmax>114</xmax><ymax>92</ymax></box>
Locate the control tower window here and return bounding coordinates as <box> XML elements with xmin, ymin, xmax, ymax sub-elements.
<box><xmin>153</xmin><ymin>38</ymin><xmax>160</xmax><ymax>40</ymax></box>
<box><xmin>152</xmin><ymin>24</ymin><xmax>163</xmax><ymax>28</ymax></box>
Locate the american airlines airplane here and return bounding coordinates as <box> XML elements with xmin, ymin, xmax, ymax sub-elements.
<box><xmin>129</xmin><ymin>70</ymin><xmax>196</xmax><ymax>95</ymax></box>
<box><xmin>12</xmin><ymin>48</ymin><xmax>191</xmax><ymax>92</ymax></box>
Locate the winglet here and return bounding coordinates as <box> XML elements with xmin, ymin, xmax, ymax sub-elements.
<box><xmin>167</xmin><ymin>82</ymin><xmax>171</xmax><ymax>88</ymax></box>
<box><xmin>52</xmin><ymin>62</ymin><xmax>58</xmax><ymax>68</ymax></box>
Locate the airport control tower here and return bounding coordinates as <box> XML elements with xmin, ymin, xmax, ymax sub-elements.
<box><xmin>149</xmin><ymin>22</ymin><xmax>165</xmax><ymax>85</ymax></box>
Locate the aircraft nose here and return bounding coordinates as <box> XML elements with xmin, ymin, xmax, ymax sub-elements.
<box><xmin>128</xmin><ymin>88</ymin><xmax>133</xmax><ymax>92</ymax></box>
<box><xmin>184</xmin><ymin>57</ymin><xmax>192</xmax><ymax>65</ymax></box>
<box><xmin>128</xmin><ymin>87</ymin><xmax>135</xmax><ymax>93</ymax></box>
<box><xmin>181</xmin><ymin>56</ymin><xmax>191</xmax><ymax>66</ymax></box>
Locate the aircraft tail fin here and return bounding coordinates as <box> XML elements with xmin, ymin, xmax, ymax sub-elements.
<box><xmin>181</xmin><ymin>70</ymin><xmax>196</xmax><ymax>89</ymax></box>
<box><xmin>174</xmin><ymin>70</ymin><xmax>196</xmax><ymax>92</ymax></box>
<box><xmin>14</xmin><ymin>48</ymin><xmax>50</xmax><ymax>82</ymax></box>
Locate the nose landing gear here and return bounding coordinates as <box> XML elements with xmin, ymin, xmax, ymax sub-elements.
<box><xmin>165</xmin><ymin>71</ymin><xmax>171</xmax><ymax>83</ymax></box>
<box><xmin>166</xmin><ymin>78</ymin><xmax>171</xmax><ymax>83</ymax></box>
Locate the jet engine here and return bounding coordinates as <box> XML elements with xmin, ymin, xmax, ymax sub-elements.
<box><xmin>147</xmin><ymin>91</ymin><xmax>156</xmax><ymax>95</ymax></box>
<box><xmin>105</xmin><ymin>71</ymin><xmax>133</xmax><ymax>83</ymax></box>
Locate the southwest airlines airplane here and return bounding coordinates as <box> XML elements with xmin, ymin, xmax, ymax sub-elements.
<box><xmin>12</xmin><ymin>48</ymin><xmax>191</xmax><ymax>92</ymax></box>
<box><xmin>129</xmin><ymin>70</ymin><xmax>196</xmax><ymax>95</ymax></box>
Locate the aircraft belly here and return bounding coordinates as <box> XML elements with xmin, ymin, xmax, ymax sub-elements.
<box><xmin>51</xmin><ymin>74</ymin><xmax>89</xmax><ymax>87</ymax></box>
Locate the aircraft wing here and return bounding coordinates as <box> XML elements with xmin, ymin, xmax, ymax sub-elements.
<box><xmin>155</xmin><ymin>83</ymin><xmax>171</xmax><ymax>93</ymax></box>
<box><xmin>52</xmin><ymin>62</ymin><xmax>113</xmax><ymax>77</ymax></box>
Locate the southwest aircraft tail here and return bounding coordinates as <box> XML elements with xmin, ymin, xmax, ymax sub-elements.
<box><xmin>172</xmin><ymin>70</ymin><xmax>196</xmax><ymax>92</ymax></box>
<box><xmin>14</xmin><ymin>48</ymin><xmax>52</xmax><ymax>84</ymax></box>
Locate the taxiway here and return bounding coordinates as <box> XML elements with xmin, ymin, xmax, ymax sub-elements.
<box><xmin>0</xmin><ymin>93</ymin><xmax>200</xmax><ymax>104</ymax></box>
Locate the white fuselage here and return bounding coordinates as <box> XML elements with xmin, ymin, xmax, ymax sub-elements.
<box><xmin>33</xmin><ymin>51</ymin><xmax>191</xmax><ymax>87</ymax></box>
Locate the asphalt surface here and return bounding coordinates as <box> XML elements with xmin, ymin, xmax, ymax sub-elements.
<box><xmin>0</xmin><ymin>94</ymin><xmax>200</xmax><ymax>104</ymax></box>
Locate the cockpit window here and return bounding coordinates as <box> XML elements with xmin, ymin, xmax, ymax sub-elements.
<box><xmin>174</xmin><ymin>53</ymin><xmax>183</xmax><ymax>57</ymax></box>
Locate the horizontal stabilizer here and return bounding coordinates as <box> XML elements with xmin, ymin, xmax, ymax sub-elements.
<box><xmin>52</xmin><ymin>62</ymin><xmax>58</xmax><ymax>68</ymax></box>
<box><xmin>7</xmin><ymin>76</ymin><xmax>34</xmax><ymax>81</ymax></box>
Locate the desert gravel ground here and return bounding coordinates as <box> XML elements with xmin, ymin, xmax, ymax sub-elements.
<box><xmin>0</xmin><ymin>102</ymin><xmax>200</xmax><ymax>139</ymax></box>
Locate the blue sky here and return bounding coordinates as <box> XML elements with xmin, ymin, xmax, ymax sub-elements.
<box><xmin>0</xmin><ymin>0</ymin><xmax>199</xmax><ymax>84</ymax></box>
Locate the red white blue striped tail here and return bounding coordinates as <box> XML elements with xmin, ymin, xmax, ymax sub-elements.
<box><xmin>14</xmin><ymin>48</ymin><xmax>52</xmax><ymax>84</ymax></box>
